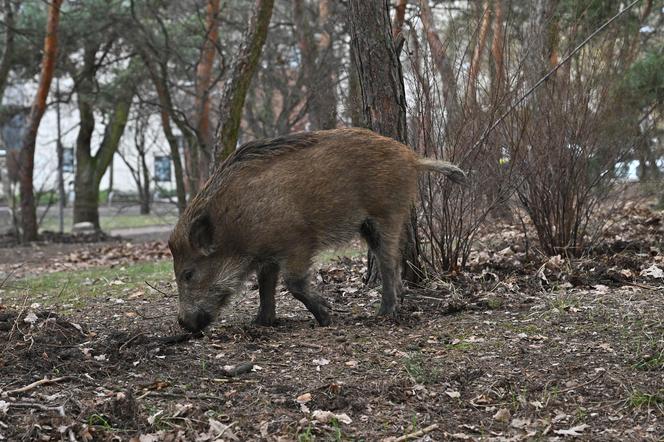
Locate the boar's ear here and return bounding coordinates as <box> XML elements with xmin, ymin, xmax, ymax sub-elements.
<box><xmin>188</xmin><ymin>213</ymin><xmax>216</xmax><ymax>256</ymax></box>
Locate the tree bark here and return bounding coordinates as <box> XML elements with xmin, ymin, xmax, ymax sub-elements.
<box><xmin>490</xmin><ymin>0</ymin><xmax>505</xmax><ymax>102</ymax></box>
<box><xmin>159</xmin><ymin>108</ymin><xmax>187</xmax><ymax>214</ymax></box>
<box><xmin>0</xmin><ymin>0</ymin><xmax>17</xmax><ymax>102</ymax></box>
<box><xmin>194</xmin><ymin>0</ymin><xmax>221</xmax><ymax>186</ymax></box>
<box><xmin>418</xmin><ymin>0</ymin><xmax>461</xmax><ymax>134</ymax></box>
<box><xmin>213</xmin><ymin>0</ymin><xmax>274</xmax><ymax>165</ymax></box>
<box><xmin>18</xmin><ymin>0</ymin><xmax>62</xmax><ymax>242</ymax></box>
<box><xmin>73</xmin><ymin>54</ymin><xmax>137</xmax><ymax>229</ymax></box>
<box><xmin>466</xmin><ymin>0</ymin><xmax>491</xmax><ymax>105</ymax></box>
<box><xmin>293</xmin><ymin>0</ymin><xmax>336</xmax><ymax>130</ymax></box>
<box><xmin>392</xmin><ymin>0</ymin><xmax>407</xmax><ymax>39</ymax></box>
<box><xmin>348</xmin><ymin>0</ymin><xmax>420</xmax><ymax>285</ymax></box>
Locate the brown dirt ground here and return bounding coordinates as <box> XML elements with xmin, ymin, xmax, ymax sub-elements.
<box><xmin>0</xmin><ymin>208</ymin><xmax>662</xmax><ymax>441</ymax></box>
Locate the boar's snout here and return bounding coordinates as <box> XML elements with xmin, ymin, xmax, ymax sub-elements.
<box><xmin>177</xmin><ymin>309</ymin><xmax>213</xmax><ymax>333</ymax></box>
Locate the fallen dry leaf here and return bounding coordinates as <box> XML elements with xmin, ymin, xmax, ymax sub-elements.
<box><xmin>554</xmin><ymin>423</ymin><xmax>590</xmax><ymax>437</ymax></box>
<box><xmin>311</xmin><ymin>410</ymin><xmax>352</xmax><ymax>425</ymax></box>
<box><xmin>493</xmin><ymin>408</ymin><xmax>511</xmax><ymax>422</ymax></box>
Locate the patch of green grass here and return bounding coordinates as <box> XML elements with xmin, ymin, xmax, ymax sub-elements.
<box><xmin>633</xmin><ymin>350</ymin><xmax>664</xmax><ymax>371</ymax></box>
<box><xmin>40</xmin><ymin>213</ymin><xmax>178</xmax><ymax>233</ymax></box>
<box><xmin>3</xmin><ymin>261</ymin><xmax>173</xmax><ymax>309</ymax></box>
<box><xmin>87</xmin><ymin>413</ymin><xmax>112</xmax><ymax>430</ymax></box>
<box><xmin>404</xmin><ymin>351</ymin><xmax>440</xmax><ymax>384</ymax></box>
<box><xmin>547</xmin><ymin>293</ymin><xmax>580</xmax><ymax>313</ymax></box>
<box><xmin>445</xmin><ymin>340</ymin><xmax>473</xmax><ymax>351</ymax></box>
<box><xmin>485</xmin><ymin>297</ymin><xmax>504</xmax><ymax>309</ymax></box>
<box><xmin>627</xmin><ymin>389</ymin><xmax>664</xmax><ymax>409</ymax></box>
<box><xmin>297</xmin><ymin>425</ymin><xmax>314</xmax><ymax>442</ymax></box>
<box><xmin>330</xmin><ymin>418</ymin><xmax>343</xmax><ymax>442</ymax></box>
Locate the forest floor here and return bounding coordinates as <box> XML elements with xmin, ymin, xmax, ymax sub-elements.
<box><xmin>0</xmin><ymin>205</ymin><xmax>662</xmax><ymax>441</ymax></box>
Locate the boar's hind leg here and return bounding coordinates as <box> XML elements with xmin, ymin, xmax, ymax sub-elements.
<box><xmin>361</xmin><ymin>218</ymin><xmax>400</xmax><ymax>317</ymax></box>
<box><xmin>255</xmin><ymin>262</ymin><xmax>279</xmax><ymax>326</ymax></box>
<box><xmin>284</xmin><ymin>272</ymin><xmax>331</xmax><ymax>326</ymax></box>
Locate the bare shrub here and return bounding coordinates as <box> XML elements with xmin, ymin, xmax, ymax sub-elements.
<box><xmin>404</xmin><ymin>4</ymin><xmax>522</xmax><ymax>273</ymax></box>
<box><xmin>509</xmin><ymin>45</ymin><xmax>639</xmax><ymax>257</ymax></box>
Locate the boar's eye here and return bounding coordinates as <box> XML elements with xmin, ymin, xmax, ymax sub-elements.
<box><xmin>183</xmin><ymin>269</ymin><xmax>194</xmax><ymax>282</ymax></box>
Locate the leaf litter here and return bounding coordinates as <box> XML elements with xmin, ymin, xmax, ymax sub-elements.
<box><xmin>0</xmin><ymin>205</ymin><xmax>663</xmax><ymax>440</ymax></box>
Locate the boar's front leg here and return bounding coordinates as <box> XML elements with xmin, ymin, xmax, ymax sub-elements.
<box><xmin>255</xmin><ymin>262</ymin><xmax>279</xmax><ymax>326</ymax></box>
<box><xmin>284</xmin><ymin>271</ymin><xmax>331</xmax><ymax>326</ymax></box>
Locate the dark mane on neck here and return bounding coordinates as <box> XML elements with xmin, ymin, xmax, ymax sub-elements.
<box><xmin>223</xmin><ymin>131</ymin><xmax>321</xmax><ymax>166</ymax></box>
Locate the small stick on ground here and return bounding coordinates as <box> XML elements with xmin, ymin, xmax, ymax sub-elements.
<box><xmin>393</xmin><ymin>424</ymin><xmax>439</xmax><ymax>441</ymax></box>
<box><xmin>145</xmin><ymin>280</ymin><xmax>175</xmax><ymax>298</ymax></box>
<box><xmin>557</xmin><ymin>371</ymin><xmax>605</xmax><ymax>394</ymax></box>
<box><xmin>9</xmin><ymin>402</ymin><xmax>65</xmax><ymax>415</ymax></box>
<box><xmin>119</xmin><ymin>333</ymin><xmax>145</xmax><ymax>352</ymax></box>
<box><xmin>6</xmin><ymin>376</ymin><xmax>70</xmax><ymax>396</ymax></box>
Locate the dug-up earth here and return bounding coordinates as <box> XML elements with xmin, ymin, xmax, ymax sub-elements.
<box><xmin>0</xmin><ymin>207</ymin><xmax>662</xmax><ymax>441</ymax></box>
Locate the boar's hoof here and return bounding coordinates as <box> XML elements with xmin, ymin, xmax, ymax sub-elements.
<box><xmin>314</xmin><ymin>308</ymin><xmax>331</xmax><ymax>327</ymax></box>
<box><xmin>377</xmin><ymin>304</ymin><xmax>399</xmax><ymax>318</ymax></box>
<box><xmin>253</xmin><ymin>314</ymin><xmax>277</xmax><ymax>327</ymax></box>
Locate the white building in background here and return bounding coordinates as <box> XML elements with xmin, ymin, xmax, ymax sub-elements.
<box><xmin>0</xmin><ymin>78</ymin><xmax>181</xmax><ymax>204</ymax></box>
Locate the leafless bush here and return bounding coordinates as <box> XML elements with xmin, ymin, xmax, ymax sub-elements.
<box><xmin>509</xmin><ymin>49</ymin><xmax>636</xmax><ymax>257</ymax></box>
<box><xmin>404</xmin><ymin>7</ymin><xmax>522</xmax><ymax>273</ymax></box>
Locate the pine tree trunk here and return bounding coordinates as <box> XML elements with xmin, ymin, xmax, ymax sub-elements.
<box><xmin>18</xmin><ymin>0</ymin><xmax>63</xmax><ymax>242</ymax></box>
<box><xmin>194</xmin><ymin>0</ymin><xmax>221</xmax><ymax>187</ymax></box>
<box><xmin>213</xmin><ymin>0</ymin><xmax>274</xmax><ymax>164</ymax></box>
<box><xmin>0</xmin><ymin>0</ymin><xmax>16</xmax><ymax>102</ymax></box>
<box><xmin>348</xmin><ymin>0</ymin><xmax>420</xmax><ymax>285</ymax></box>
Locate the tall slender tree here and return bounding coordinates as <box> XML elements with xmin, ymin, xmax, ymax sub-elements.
<box><xmin>213</xmin><ymin>0</ymin><xmax>275</xmax><ymax>164</ymax></box>
<box><xmin>0</xmin><ymin>0</ymin><xmax>17</xmax><ymax>102</ymax></box>
<box><xmin>18</xmin><ymin>0</ymin><xmax>62</xmax><ymax>242</ymax></box>
<box><xmin>348</xmin><ymin>0</ymin><xmax>420</xmax><ymax>284</ymax></box>
<box><xmin>194</xmin><ymin>0</ymin><xmax>221</xmax><ymax>186</ymax></box>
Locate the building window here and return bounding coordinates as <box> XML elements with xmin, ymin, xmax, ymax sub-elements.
<box><xmin>63</xmin><ymin>147</ymin><xmax>74</xmax><ymax>173</ymax></box>
<box><xmin>154</xmin><ymin>155</ymin><xmax>172</xmax><ymax>182</ymax></box>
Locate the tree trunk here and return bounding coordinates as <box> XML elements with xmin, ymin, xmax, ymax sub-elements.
<box><xmin>348</xmin><ymin>0</ymin><xmax>420</xmax><ymax>285</ymax></box>
<box><xmin>490</xmin><ymin>0</ymin><xmax>505</xmax><ymax>102</ymax></box>
<box><xmin>194</xmin><ymin>0</ymin><xmax>221</xmax><ymax>187</ymax></box>
<box><xmin>18</xmin><ymin>0</ymin><xmax>62</xmax><ymax>242</ymax></box>
<box><xmin>347</xmin><ymin>43</ymin><xmax>363</xmax><ymax>127</ymax></box>
<box><xmin>392</xmin><ymin>0</ymin><xmax>407</xmax><ymax>39</ymax></box>
<box><xmin>73</xmin><ymin>55</ymin><xmax>136</xmax><ymax>229</ymax></box>
<box><xmin>466</xmin><ymin>0</ymin><xmax>491</xmax><ymax>105</ymax></box>
<box><xmin>307</xmin><ymin>0</ymin><xmax>338</xmax><ymax>130</ymax></box>
<box><xmin>0</xmin><ymin>0</ymin><xmax>17</xmax><ymax>102</ymax></box>
<box><xmin>213</xmin><ymin>0</ymin><xmax>274</xmax><ymax>164</ymax></box>
<box><xmin>159</xmin><ymin>109</ymin><xmax>187</xmax><ymax>214</ymax></box>
<box><xmin>419</xmin><ymin>0</ymin><xmax>461</xmax><ymax>136</ymax></box>
<box><xmin>139</xmin><ymin>149</ymin><xmax>151</xmax><ymax>214</ymax></box>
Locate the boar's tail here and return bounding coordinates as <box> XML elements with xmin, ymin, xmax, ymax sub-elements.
<box><xmin>416</xmin><ymin>159</ymin><xmax>467</xmax><ymax>184</ymax></box>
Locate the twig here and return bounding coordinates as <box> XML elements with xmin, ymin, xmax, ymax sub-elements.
<box><xmin>393</xmin><ymin>424</ymin><xmax>439</xmax><ymax>441</ymax></box>
<box><xmin>6</xmin><ymin>376</ymin><xmax>70</xmax><ymax>396</ymax></box>
<box><xmin>470</xmin><ymin>0</ymin><xmax>642</xmax><ymax>151</ymax></box>
<box><xmin>622</xmin><ymin>281</ymin><xmax>662</xmax><ymax>291</ymax></box>
<box><xmin>558</xmin><ymin>371</ymin><xmax>605</xmax><ymax>394</ymax></box>
<box><xmin>118</xmin><ymin>333</ymin><xmax>145</xmax><ymax>352</ymax></box>
<box><xmin>145</xmin><ymin>280</ymin><xmax>175</xmax><ymax>298</ymax></box>
<box><xmin>137</xmin><ymin>390</ymin><xmax>228</xmax><ymax>401</ymax></box>
<box><xmin>9</xmin><ymin>402</ymin><xmax>65</xmax><ymax>416</ymax></box>
<box><xmin>0</xmin><ymin>268</ymin><xmax>16</xmax><ymax>289</ymax></box>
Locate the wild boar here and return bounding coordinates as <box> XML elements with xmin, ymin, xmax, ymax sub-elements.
<box><xmin>169</xmin><ymin>128</ymin><xmax>464</xmax><ymax>332</ymax></box>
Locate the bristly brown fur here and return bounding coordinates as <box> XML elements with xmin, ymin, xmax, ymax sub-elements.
<box><xmin>170</xmin><ymin>127</ymin><xmax>465</xmax><ymax>329</ymax></box>
<box><xmin>225</xmin><ymin>132</ymin><xmax>321</xmax><ymax>165</ymax></box>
